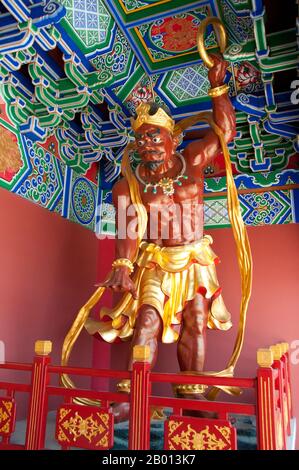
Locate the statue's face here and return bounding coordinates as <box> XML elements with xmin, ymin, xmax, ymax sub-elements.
<box><xmin>135</xmin><ymin>124</ymin><xmax>176</xmax><ymax>170</ymax></box>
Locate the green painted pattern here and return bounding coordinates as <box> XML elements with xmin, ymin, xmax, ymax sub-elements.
<box><xmin>60</xmin><ymin>0</ymin><xmax>115</xmax><ymax>53</ymax></box>
<box><xmin>161</xmin><ymin>64</ymin><xmax>210</xmax><ymax>106</ymax></box>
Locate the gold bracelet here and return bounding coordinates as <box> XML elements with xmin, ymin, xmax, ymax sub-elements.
<box><xmin>208</xmin><ymin>84</ymin><xmax>229</xmax><ymax>98</ymax></box>
<box><xmin>112</xmin><ymin>258</ymin><xmax>134</xmax><ymax>273</ymax></box>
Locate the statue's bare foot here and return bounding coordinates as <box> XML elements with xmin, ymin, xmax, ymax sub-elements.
<box><xmin>111</xmin><ymin>402</ymin><xmax>130</xmax><ymax>423</ymax></box>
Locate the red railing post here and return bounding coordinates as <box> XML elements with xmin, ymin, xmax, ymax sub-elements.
<box><xmin>270</xmin><ymin>344</ymin><xmax>287</xmax><ymax>448</ymax></box>
<box><xmin>256</xmin><ymin>348</ymin><xmax>278</xmax><ymax>450</ymax></box>
<box><xmin>25</xmin><ymin>340</ymin><xmax>52</xmax><ymax>450</ymax></box>
<box><xmin>280</xmin><ymin>342</ymin><xmax>292</xmax><ymax>432</ymax></box>
<box><xmin>128</xmin><ymin>345</ymin><xmax>151</xmax><ymax>450</ymax></box>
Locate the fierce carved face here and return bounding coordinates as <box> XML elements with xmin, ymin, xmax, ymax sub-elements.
<box><xmin>135</xmin><ymin>124</ymin><xmax>178</xmax><ymax>171</ymax></box>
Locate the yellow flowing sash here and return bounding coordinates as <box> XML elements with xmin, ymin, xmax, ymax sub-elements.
<box><xmin>61</xmin><ymin>17</ymin><xmax>252</xmax><ymax>402</ymax></box>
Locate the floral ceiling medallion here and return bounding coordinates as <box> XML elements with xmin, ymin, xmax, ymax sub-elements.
<box><xmin>150</xmin><ymin>14</ymin><xmax>199</xmax><ymax>53</ymax></box>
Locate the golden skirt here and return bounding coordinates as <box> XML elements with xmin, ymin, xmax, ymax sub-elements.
<box><xmin>85</xmin><ymin>235</ymin><xmax>232</xmax><ymax>344</ymax></box>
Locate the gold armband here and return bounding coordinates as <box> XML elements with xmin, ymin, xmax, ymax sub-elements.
<box><xmin>208</xmin><ymin>84</ymin><xmax>229</xmax><ymax>98</ymax></box>
<box><xmin>112</xmin><ymin>258</ymin><xmax>134</xmax><ymax>273</ymax></box>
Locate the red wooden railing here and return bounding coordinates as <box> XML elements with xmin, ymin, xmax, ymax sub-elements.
<box><xmin>0</xmin><ymin>341</ymin><xmax>293</xmax><ymax>450</ymax></box>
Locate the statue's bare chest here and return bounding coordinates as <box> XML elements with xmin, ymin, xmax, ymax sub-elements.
<box><xmin>139</xmin><ymin>175</ymin><xmax>203</xmax><ymax>210</ymax></box>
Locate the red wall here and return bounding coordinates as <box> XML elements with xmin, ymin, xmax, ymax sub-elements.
<box><xmin>0</xmin><ymin>188</ymin><xmax>97</xmax><ymax>397</ymax></box>
<box><xmin>96</xmin><ymin>224</ymin><xmax>299</xmax><ymax>446</ymax></box>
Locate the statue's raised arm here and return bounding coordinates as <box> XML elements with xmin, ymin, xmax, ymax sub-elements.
<box><xmin>184</xmin><ymin>54</ymin><xmax>236</xmax><ymax>170</ymax></box>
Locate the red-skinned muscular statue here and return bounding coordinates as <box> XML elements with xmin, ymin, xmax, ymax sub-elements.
<box><xmin>86</xmin><ymin>55</ymin><xmax>236</xmax><ymax>420</ymax></box>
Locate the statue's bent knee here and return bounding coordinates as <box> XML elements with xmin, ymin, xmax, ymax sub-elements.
<box><xmin>135</xmin><ymin>305</ymin><xmax>161</xmax><ymax>335</ymax></box>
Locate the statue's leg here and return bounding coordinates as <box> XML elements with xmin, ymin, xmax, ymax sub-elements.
<box><xmin>178</xmin><ymin>292</ymin><xmax>210</xmax><ymax>372</ymax></box>
<box><xmin>127</xmin><ymin>304</ymin><xmax>162</xmax><ymax>370</ymax></box>
<box><xmin>113</xmin><ymin>304</ymin><xmax>162</xmax><ymax>422</ymax></box>
<box><xmin>177</xmin><ymin>293</ymin><xmax>216</xmax><ymax>418</ymax></box>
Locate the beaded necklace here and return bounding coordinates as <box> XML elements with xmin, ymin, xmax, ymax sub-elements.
<box><xmin>135</xmin><ymin>153</ymin><xmax>188</xmax><ymax>196</ymax></box>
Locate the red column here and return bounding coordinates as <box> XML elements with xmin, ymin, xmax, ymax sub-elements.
<box><xmin>25</xmin><ymin>341</ymin><xmax>51</xmax><ymax>450</ymax></box>
<box><xmin>129</xmin><ymin>345</ymin><xmax>151</xmax><ymax>450</ymax></box>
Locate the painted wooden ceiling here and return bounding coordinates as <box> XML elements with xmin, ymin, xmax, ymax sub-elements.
<box><xmin>0</xmin><ymin>0</ymin><xmax>298</xmax><ymax>233</ymax></box>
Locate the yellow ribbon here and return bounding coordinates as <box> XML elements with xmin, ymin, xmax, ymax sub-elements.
<box><xmin>120</xmin><ymin>143</ymin><xmax>148</xmax><ymax>262</ymax></box>
<box><xmin>195</xmin><ymin>17</ymin><xmax>253</xmax><ymax>398</ymax></box>
<box><xmin>61</xmin><ymin>286</ymin><xmax>105</xmax><ymax>406</ymax></box>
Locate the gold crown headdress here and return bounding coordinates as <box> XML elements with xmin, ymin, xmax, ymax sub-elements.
<box><xmin>131</xmin><ymin>103</ymin><xmax>175</xmax><ymax>134</ymax></box>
